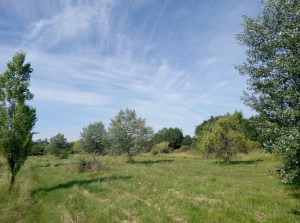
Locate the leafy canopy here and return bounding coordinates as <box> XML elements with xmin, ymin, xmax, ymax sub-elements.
<box><xmin>152</xmin><ymin>127</ymin><xmax>183</xmax><ymax>150</ymax></box>
<box><xmin>108</xmin><ymin>108</ymin><xmax>153</xmax><ymax>162</ymax></box>
<box><xmin>194</xmin><ymin>115</ymin><xmax>222</xmax><ymax>151</ymax></box>
<box><xmin>47</xmin><ymin>133</ymin><xmax>70</xmax><ymax>158</ymax></box>
<box><xmin>80</xmin><ymin>121</ymin><xmax>107</xmax><ymax>155</ymax></box>
<box><xmin>201</xmin><ymin>111</ymin><xmax>250</xmax><ymax>163</ymax></box>
<box><xmin>236</xmin><ymin>0</ymin><xmax>300</xmax><ymax>182</ymax></box>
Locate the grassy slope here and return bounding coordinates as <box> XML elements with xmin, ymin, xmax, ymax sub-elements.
<box><xmin>0</xmin><ymin>153</ymin><xmax>299</xmax><ymax>223</ymax></box>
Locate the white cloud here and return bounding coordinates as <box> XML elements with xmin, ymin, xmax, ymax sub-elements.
<box><xmin>33</xmin><ymin>84</ymin><xmax>109</xmax><ymax>106</ymax></box>
<box><xmin>23</xmin><ymin>1</ymin><xmax>117</xmax><ymax>50</ymax></box>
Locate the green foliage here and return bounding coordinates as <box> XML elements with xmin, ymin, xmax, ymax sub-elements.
<box><xmin>72</xmin><ymin>139</ymin><xmax>84</xmax><ymax>153</ymax></box>
<box><xmin>274</xmin><ymin>127</ymin><xmax>300</xmax><ymax>183</ymax></box>
<box><xmin>236</xmin><ymin>0</ymin><xmax>300</xmax><ymax>182</ymax></box>
<box><xmin>74</xmin><ymin>156</ymin><xmax>109</xmax><ymax>173</ymax></box>
<box><xmin>181</xmin><ymin>135</ymin><xmax>192</xmax><ymax>147</ymax></box>
<box><xmin>201</xmin><ymin>111</ymin><xmax>250</xmax><ymax>163</ymax></box>
<box><xmin>30</xmin><ymin>144</ymin><xmax>44</xmax><ymax>156</ymax></box>
<box><xmin>47</xmin><ymin>133</ymin><xmax>70</xmax><ymax>158</ymax></box>
<box><xmin>108</xmin><ymin>108</ymin><xmax>154</xmax><ymax>162</ymax></box>
<box><xmin>152</xmin><ymin>127</ymin><xmax>183</xmax><ymax>150</ymax></box>
<box><xmin>195</xmin><ymin>116</ymin><xmax>221</xmax><ymax>137</ymax></box>
<box><xmin>244</xmin><ymin>117</ymin><xmax>261</xmax><ymax>142</ymax></box>
<box><xmin>175</xmin><ymin>145</ymin><xmax>191</xmax><ymax>153</ymax></box>
<box><xmin>30</xmin><ymin>139</ymin><xmax>49</xmax><ymax>156</ymax></box>
<box><xmin>245</xmin><ymin>140</ymin><xmax>262</xmax><ymax>152</ymax></box>
<box><xmin>194</xmin><ymin>115</ymin><xmax>222</xmax><ymax>151</ymax></box>
<box><xmin>80</xmin><ymin>121</ymin><xmax>107</xmax><ymax>155</ymax></box>
<box><xmin>0</xmin><ymin>51</ymin><xmax>37</xmax><ymax>189</ymax></box>
<box><xmin>151</xmin><ymin>141</ymin><xmax>171</xmax><ymax>155</ymax></box>
<box><xmin>57</xmin><ymin>149</ymin><xmax>69</xmax><ymax>159</ymax></box>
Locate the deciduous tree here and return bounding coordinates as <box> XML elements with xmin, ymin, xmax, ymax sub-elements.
<box><xmin>81</xmin><ymin>121</ymin><xmax>107</xmax><ymax>155</ymax></box>
<box><xmin>236</xmin><ymin>0</ymin><xmax>300</xmax><ymax>182</ymax></box>
<box><xmin>0</xmin><ymin>51</ymin><xmax>37</xmax><ymax>190</ymax></box>
<box><xmin>108</xmin><ymin>108</ymin><xmax>153</xmax><ymax>162</ymax></box>
<box><xmin>47</xmin><ymin>133</ymin><xmax>70</xmax><ymax>158</ymax></box>
<box><xmin>201</xmin><ymin>111</ymin><xmax>249</xmax><ymax>163</ymax></box>
<box><xmin>182</xmin><ymin>135</ymin><xmax>192</xmax><ymax>147</ymax></box>
<box><xmin>194</xmin><ymin>115</ymin><xmax>222</xmax><ymax>151</ymax></box>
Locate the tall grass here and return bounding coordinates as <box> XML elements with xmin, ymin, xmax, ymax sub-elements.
<box><xmin>0</xmin><ymin>152</ymin><xmax>299</xmax><ymax>222</ymax></box>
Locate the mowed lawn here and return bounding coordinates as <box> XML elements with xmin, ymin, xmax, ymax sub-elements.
<box><xmin>0</xmin><ymin>153</ymin><xmax>299</xmax><ymax>223</ymax></box>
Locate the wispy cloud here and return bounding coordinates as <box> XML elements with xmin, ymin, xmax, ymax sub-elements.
<box><xmin>0</xmin><ymin>0</ymin><xmax>260</xmax><ymax>140</ymax></box>
<box><xmin>23</xmin><ymin>0</ymin><xmax>117</xmax><ymax>51</ymax></box>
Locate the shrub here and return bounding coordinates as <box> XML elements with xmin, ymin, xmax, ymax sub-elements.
<box><xmin>246</xmin><ymin>140</ymin><xmax>262</xmax><ymax>152</ymax></box>
<box><xmin>151</xmin><ymin>142</ymin><xmax>171</xmax><ymax>155</ymax></box>
<box><xmin>175</xmin><ymin>145</ymin><xmax>191</xmax><ymax>153</ymax></box>
<box><xmin>58</xmin><ymin>150</ymin><xmax>69</xmax><ymax>159</ymax></box>
<box><xmin>75</xmin><ymin>157</ymin><xmax>109</xmax><ymax>173</ymax></box>
<box><xmin>30</xmin><ymin>144</ymin><xmax>45</xmax><ymax>156</ymax></box>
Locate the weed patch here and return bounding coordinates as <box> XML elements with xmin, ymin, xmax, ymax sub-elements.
<box><xmin>71</xmin><ymin>157</ymin><xmax>109</xmax><ymax>173</ymax></box>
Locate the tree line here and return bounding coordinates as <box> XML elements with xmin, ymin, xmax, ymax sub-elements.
<box><xmin>32</xmin><ymin>109</ymin><xmax>261</xmax><ymax>163</ymax></box>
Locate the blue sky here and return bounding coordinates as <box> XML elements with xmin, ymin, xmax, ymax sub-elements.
<box><xmin>0</xmin><ymin>0</ymin><xmax>261</xmax><ymax>141</ymax></box>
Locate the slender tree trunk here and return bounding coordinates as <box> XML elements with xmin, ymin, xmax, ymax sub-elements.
<box><xmin>226</xmin><ymin>153</ymin><xmax>229</xmax><ymax>164</ymax></box>
<box><xmin>127</xmin><ymin>151</ymin><xmax>133</xmax><ymax>163</ymax></box>
<box><xmin>10</xmin><ymin>173</ymin><xmax>15</xmax><ymax>191</ymax></box>
<box><xmin>93</xmin><ymin>150</ymin><xmax>96</xmax><ymax>163</ymax></box>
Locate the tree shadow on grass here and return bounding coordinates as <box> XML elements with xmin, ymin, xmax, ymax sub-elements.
<box><xmin>214</xmin><ymin>160</ymin><xmax>263</xmax><ymax>165</ymax></box>
<box><xmin>285</xmin><ymin>180</ymin><xmax>300</xmax><ymax>216</ymax></box>
<box><xmin>135</xmin><ymin>160</ymin><xmax>174</xmax><ymax>165</ymax></box>
<box><xmin>286</xmin><ymin>178</ymin><xmax>300</xmax><ymax>200</ymax></box>
<box><xmin>31</xmin><ymin>175</ymin><xmax>132</xmax><ymax>195</ymax></box>
<box><xmin>292</xmin><ymin>210</ymin><xmax>300</xmax><ymax>216</ymax></box>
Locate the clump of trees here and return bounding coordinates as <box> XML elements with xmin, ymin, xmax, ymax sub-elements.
<box><xmin>181</xmin><ymin>135</ymin><xmax>193</xmax><ymax>147</ymax></box>
<box><xmin>236</xmin><ymin>0</ymin><xmax>299</xmax><ymax>183</ymax></box>
<box><xmin>47</xmin><ymin>133</ymin><xmax>72</xmax><ymax>159</ymax></box>
<box><xmin>0</xmin><ymin>51</ymin><xmax>37</xmax><ymax>190</ymax></box>
<box><xmin>36</xmin><ymin>108</ymin><xmax>153</xmax><ymax>163</ymax></box>
<box><xmin>151</xmin><ymin>127</ymin><xmax>184</xmax><ymax>151</ymax></box>
<box><xmin>30</xmin><ymin>139</ymin><xmax>49</xmax><ymax>156</ymax></box>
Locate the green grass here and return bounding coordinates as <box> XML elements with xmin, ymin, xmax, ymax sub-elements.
<box><xmin>0</xmin><ymin>153</ymin><xmax>299</xmax><ymax>223</ymax></box>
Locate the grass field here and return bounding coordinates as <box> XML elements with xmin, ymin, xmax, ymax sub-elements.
<box><xmin>0</xmin><ymin>153</ymin><xmax>299</xmax><ymax>223</ymax></box>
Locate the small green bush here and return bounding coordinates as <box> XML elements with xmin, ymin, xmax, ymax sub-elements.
<box><xmin>30</xmin><ymin>144</ymin><xmax>45</xmax><ymax>156</ymax></box>
<box><xmin>58</xmin><ymin>150</ymin><xmax>69</xmax><ymax>159</ymax></box>
<box><xmin>75</xmin><ymin>157</ymin><xmax>109</xmax><ymax>172</ymax></box>
<box><xmin>246</xmin><ymin>140</ymin><xmax>262</xmax><ymax>151</ymax></box>
<box><xmin>151</xmin><ymin>142</ymin><xmax>171</xmax><ymax>155</ymax></box>
<box><xmin>175</xmin><ymin>145</ymin><xmax>191</xmax><ymax>153</ymax></box>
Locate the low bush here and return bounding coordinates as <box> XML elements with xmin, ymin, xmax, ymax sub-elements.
<box><xmin>75</xmin><ymin>157</ymin><xmax>109</xmax><ymax>172</ymax></box>
<box><xmin>174</xmin><ymin>145</ymin><xmax>191</xmax><ymax>153</ymax></box>
<box><xmin>30</xmin><ymin>144</ymin><xmax>45</xmax><ymax>156</ymax></box>
<box><xmin>246</xmin><ymin>140</ymin><xmax>262</xmax><ymax>151</ymax></box>
<box><xmin>58</xmin><ymin>150</ymin><xmax>69</xmax><ymax>159</ymax></box>
<box><xmin>151</xmin><ymin>141</ymin><xmax>171</xmax><ymax>155</ymax></box>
